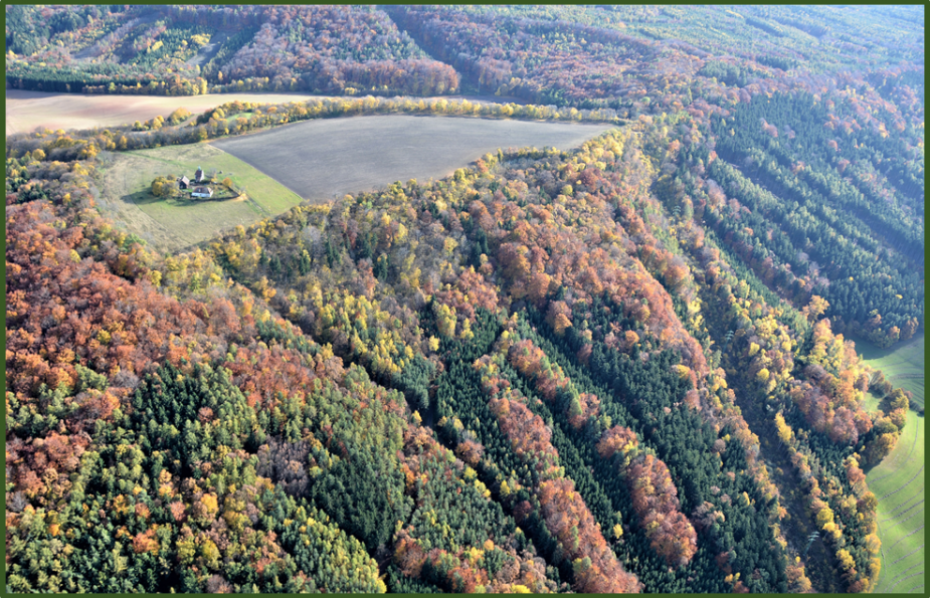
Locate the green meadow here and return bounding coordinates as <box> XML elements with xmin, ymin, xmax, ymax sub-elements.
<box><xmin>861</xmin><ymin>334</ymin><xmax>925</xmax><ymax>593</ymax></box>
<box><xmin>96</xmin><ymin>143</ymin><xmax>303</xmax><ymax>252</ymax></box>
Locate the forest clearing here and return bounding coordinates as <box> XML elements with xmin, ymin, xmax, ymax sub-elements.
<box><xmin>862</xmin><ymin>335</ymin><xmax>925</xmax><ymax>593</ymax></box>
<box><xmin>96</xmin><ymin>143</ymin><xmax>301</xmax><ymax>252</ymax></box>
<box><xmin>95</xmin><ymin>116</ymin><xmax>613</xmax><ymax>252</ymax></box>
<box><xmin>212</xmin><ymin>115</ymin><xmax>615</xmax><ymax>200</ymax></box>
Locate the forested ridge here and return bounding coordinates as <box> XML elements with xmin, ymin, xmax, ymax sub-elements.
<box><xmin>6</xmin><ymin>4</ymin><xmax>923</xmax><ymax>594</ymax></box>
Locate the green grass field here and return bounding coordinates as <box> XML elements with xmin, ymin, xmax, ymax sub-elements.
<box><xmin>861</xmin><ymin>333</ymin><xmax>925</xmax><ymax>593</ymax></box>
<box><xmin>96</xmin><ymin>143</ymin><xmax>303</xmax><ymax>253</ymax></box>
<box><xmin>224</xmin><ymin>112</ymin><xmax>252</xmax><ymax>124</ymax></box>
<box><xmin>858</xmin><ymin>333</ymin><xmax>925</xmax><ymax>409</ymax></box>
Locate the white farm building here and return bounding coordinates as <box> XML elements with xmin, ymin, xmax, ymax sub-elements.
<box><xmin>191</xmin><ymin>186</ymin><xmax>213</xmax><ymax>199</ymax></box>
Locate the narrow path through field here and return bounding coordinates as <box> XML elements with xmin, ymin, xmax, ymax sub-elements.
<box><xmin>903</xmin><ymin>582</ymin><xmax>924</xmax><ymax>593</ymax></box>
<box><xmin>880</xmin><ymin>465</ymin><xmax>924</xmax><ymax>500</ymax></box>
<box><xmin>882</xmin><ymin>497</ymin><xmax>925</xmax><ymax>524</ymax></box>
<box><xmin>889</xmin><ymin>525</ymin><xmax>925</xmax><ymax>552</ymax></box>
<box><xmin>884</xmin><ymin>561</ymin><xmax>923</xmax><ymax>589</ymax></box>
<box><xmin>893</xmin><ymin>506</ymin><xmax>924</xmax><ymax>531</ymax></box>
<box><xmin>888</xmin><ymin>571</ymin><xmax>925</xmax><ymax>592</ymax></box>
<box><xmin>885</xmin><ymin>494</ymin><xmax>924</xmax><ymax>520</ymax></box>
<box><xmin>244</xmin><ymin>195</ymin><xmax>271</xmax><ymax>217</ymax></box>
<box><xmin>892</xmin><ymin>544</ymin><xmax>924</xmax><ymax>565</ymax></box>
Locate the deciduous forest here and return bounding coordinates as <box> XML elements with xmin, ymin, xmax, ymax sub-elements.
<box><xmin>5</xmin><ymin>4</ymin><xmax>924</xmax><ymax>594</ymax></box>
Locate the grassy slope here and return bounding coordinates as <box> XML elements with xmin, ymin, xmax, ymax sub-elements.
<box><xmin>96</xmin><ymin>143</ymin><xmax>302</xmax><ymax>253</ymax></box>
<box><xmin>861</xmin><ymin>333</ymin><xmax>925</xmax><ymax>593</ymax></box>
<box><xmin>858</xmin><ymin>333</ymin><xmax>925</xmax><ymax>409</ymax></box>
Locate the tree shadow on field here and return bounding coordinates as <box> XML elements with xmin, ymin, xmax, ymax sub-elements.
<box><xmin>125</xmin><ymin>191</ymin><xmax>195</xmax><ymax>207</ymax></box>
<box><xmin>125</xmin><ymin>190</ymin><xmax>161</xmax><ymax>206</ymax></box>
<box><xmin>125</xmin><ymin>189</ymin><xmax>241</xmax><ymax>207</ymax></box>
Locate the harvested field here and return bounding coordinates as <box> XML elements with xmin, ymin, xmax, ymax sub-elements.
<box><xmin>212</xmin><ymin>115</ymin><xmax>615</xmax><ymax>200</ymax></box>
<box><xmin>96</xmin><ymin>144</ymin><xmax>301</xmax><ymax>253</ymax></box>
<box><xmin>862</xmin><ymin>334</ymin><xmax>925</xmax><ymax>593</ymax></box>
<box><xmin>5</xmin><ymin>90</ymin><xmax>329</xmax><ymax>135</ymax></box>
<box><xmin>6</xmin><ymin>90</ymin><xmax>535</xmax><ymax>136</ymax></box>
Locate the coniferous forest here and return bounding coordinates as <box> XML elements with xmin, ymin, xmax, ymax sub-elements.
<box><xmin>5</xmin><ymin>4</ymin><xmax>924</xmax><ymax>594</ymax></box>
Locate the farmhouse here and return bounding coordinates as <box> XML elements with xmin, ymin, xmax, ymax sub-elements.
<box><xmin>191</xmin><ymin>186</ymin><xmax>213</xmax><ymax>199</ymax></box>
<box><xmin>178</xmin><ymin>176</ymin><xmax>190</xmax><ymax>189</ymax></box>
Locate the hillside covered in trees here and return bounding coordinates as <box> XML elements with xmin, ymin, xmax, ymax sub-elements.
<box><xmin>5</xmin><ymin>4</ymin><xmax>924</xmax><ymax>595</ymax></box>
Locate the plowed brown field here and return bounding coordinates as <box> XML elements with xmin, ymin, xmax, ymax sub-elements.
<box><xmin>212</xmin><ymin>115</ymin><xmax>614</xmax><ymax>200</ymax></box>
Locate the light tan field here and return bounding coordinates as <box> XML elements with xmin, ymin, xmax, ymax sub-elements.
<box><xmin>5</xmin><ymin>90</ymin><xmax>530</xmax><ymax>136</ymax></box>
<box><xmin>5</xmin><ymin>90</ymin><xmax>329</xmax><ymax>135</ymax></box>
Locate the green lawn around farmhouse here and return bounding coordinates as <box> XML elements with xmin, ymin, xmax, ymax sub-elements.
<box><xmin>96</xmin><ymin>143</ymin><xmax>303</xmax><ymax>252</ymax></box>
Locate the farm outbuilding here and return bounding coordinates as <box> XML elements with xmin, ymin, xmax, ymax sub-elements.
<box><xmin>191</xmin><ymin>186</ymin><xmax>213</xmax><ymax>199</ymax></box>
<box><xmin>178</xmin><ymin>176</ymin><xmax>190</xmax><ymax>189</ymax></box>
